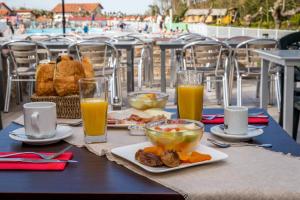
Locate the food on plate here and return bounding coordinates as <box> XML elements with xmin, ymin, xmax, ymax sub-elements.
<box><xmin>135</xmin><ymin>149</ymin><xmax>163</xmax><ymax>167</ymax></box>
<box><xmin>35</xmin><ymin>61</ymin><xmax>56</xmax><ymax>96</ymax></box>
<box><xmin>135</xmin><ymin>146</ymin><xmax>212</xmax><ymax>168</ymax></box>
<box><xmin>108</xmin><ymin>113</ymin><xmax>167</xmax><ymax>125</ymax></box>
<box><xmin>145</xmin><ymin>119</ymin><xmax>204</xmax><ymax>153</ymax></box>
<box><xmin>128</xmin><ymin>92</ymin><xmax>168</xmax><ymax>110</ymax></box>
<box><xmin>160</xmin><ymin>150</ymin><xmax>181</xmax><ymax>167</ymax></box>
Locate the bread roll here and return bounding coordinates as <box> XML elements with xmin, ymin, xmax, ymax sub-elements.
<box><xmin>54</xmin><ymin>55</ymin><xmax>85</xmax><ymax>96</ymax></box>
<box><xmin>35</xmin><ymin>61</ymin><xmax>56</xmax><ymax>96</ymax></box>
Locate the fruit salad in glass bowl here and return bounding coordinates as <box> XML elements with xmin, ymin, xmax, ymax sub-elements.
<box><xmin>128</xmin><ymin>91</ymin><xmax>168</xmax><ymax>110</ymax></box>
<box><xmin>144</xmin><ymin>119</ymin><xmax>204</xmax><ymax>154</ymax></box>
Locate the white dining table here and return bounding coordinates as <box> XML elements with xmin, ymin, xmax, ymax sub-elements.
<box><xmin>255</xmin><ymin>49</ymin><xmax>300</xmax><ymax>135</ymax></box>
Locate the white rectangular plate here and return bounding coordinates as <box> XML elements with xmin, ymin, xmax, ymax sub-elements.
<box><xmin>111</xmin><ymin>142</ymin><xmax>228</xmax><ymax>173</ymax></box>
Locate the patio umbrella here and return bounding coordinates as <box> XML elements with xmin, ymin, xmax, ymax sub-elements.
<box><xmin>62</xmin><ymin>0</ymin><xmax>66</xmax><ymax>34</ymax></box>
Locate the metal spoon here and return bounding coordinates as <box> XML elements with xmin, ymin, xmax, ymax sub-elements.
<box><xmin>219</xmin><ymin>124</ymin><xmax>267</xmax><ymax>130</ymax></box>
<box><xmin>207</xmin><ymin>138</ymin><xmax>272</xmax><ymax>148</ymax></box>
<box><xmin>58</xmin><ymin>121</ymin><xmax>82</xmax><ymax>127</ymax></box>
<box><xmin>203</xmin><ymin>112</ymin><xmax>267</xmax><ymax>120</ymax></box>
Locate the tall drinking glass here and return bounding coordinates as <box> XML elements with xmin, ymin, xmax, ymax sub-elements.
<box><xmin>177</xmin><ymin>70</ymin><xmax>204</xmax><ymax>121</ymax></box>
<box><xmin>79</xmin><ymin>77</ymin><xmax>109</xmax><ymax>143</ymax></box>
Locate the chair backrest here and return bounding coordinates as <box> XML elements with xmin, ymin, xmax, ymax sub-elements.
<box><xmin>234</xmin><ymin>38</ymin><xmax>278</xmax><ymax>68</ymax></box>
<box><xmin>4</xmin><ymin>40</ymin><xmax>50</xmax><ymax>70</ymax></box>
<box><xmin>181</xmin><ymin>40</ymin><xmax>229</xmax><ymax>73</ymax></box>
<box><xmin>42</xmin><ymin>36</ymin><xmax>75</xmax><ymax>43</ymax></box>
<box><xmin>68</xmin><ymin>40</ymin><xmax>119</xmax><ymax>71</ymax></box>
<box><xmin>278</xmin><ymin>31</ymin><xmax>300</xmax><ymax>50</ymax></box>
<box><xmin>55</xmin><ymin>34</ymin><xmax>82</xmax><ymax>41</ymax></box>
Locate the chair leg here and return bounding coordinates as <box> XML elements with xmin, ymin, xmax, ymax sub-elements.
<box><xmin>29</xmin><ymin>80</ymin><xmax>34</xmax><ymax>97</ymax></box>
<box><xmin>237</xmin><ymin>75</ymin><xmax>242</xmax><ymax>106</ymax></box>
<box><xmin>4</xmin><ymin>77</ymin><xmax>12</xmax><ymax>113</ymax></box>
<box><xmin>269</xmin><ymin>75</ymin><xmax>275</xmax><ymax>105</ymax></box>
<box><xmin>216</xmin><ymin>80</ymin><xmax>222</xmax><ymax>105</ymax></box>
<box><xmin>275</xmin><ymin>73</ymin><xmax>281</xmax><ymax>112</ymax></box>
<box><xmin>137</xmin><ymin>60</ymin><xmax>143</xmax><ymax>91</ymax></box>
<box><xmin>293</xmin><ymin>108</ymin><xmax>300</xmax><ymax>140</ymax></box>
<box><xmin>256</xmin><ymin>78</ymin><xmax>260</xmax><ymax>99</ymax></box>
<box><xmin>207</xmin><ymin>76</ymin><xmax>212</xmax><ymax>92</ymax></box>
<box><xmin>222</xmin><ymin>76</ymin><xmax>229</xmax><ymax>107</ymax></box>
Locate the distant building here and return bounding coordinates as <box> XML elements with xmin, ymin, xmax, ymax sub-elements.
<box><xmin>52</xmin><ymin>3</ymin><xmax>103</xmax><ymax>23</ymax></box>
<box><xmin>15</xmin><ymin>10</ymin><xmax>35</xmax><ymax>22</ymax></box>
<box><xmin>0</xmin><ymin>2</ymin><xmax>13</xmax><ymax>16</ymax></box>
<box><xmin>184</xmin><ymin>8</ymin><xmax>227</xmax><ymax>24</ymax></box>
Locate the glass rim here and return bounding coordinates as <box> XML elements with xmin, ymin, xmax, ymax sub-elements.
<box><xmin>144</xmin><ymin>119</ymin><xmax>204</xmax><ymax>133</ymax></box>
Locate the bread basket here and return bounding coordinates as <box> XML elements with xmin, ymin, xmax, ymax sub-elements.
<box><xmin>31</xmin><ymin>94</ymin><xmax>81</xmax><ymax>119</ymax></box>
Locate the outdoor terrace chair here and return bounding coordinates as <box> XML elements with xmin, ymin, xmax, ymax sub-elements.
<box><xmin>112</xmin><ymin>35</ymin><xmax>153</xmax><ymax>91</ymax></box>
<box><xmin>2</xmin><ymin>40</ymin><xmax>50</xmax><ymax>112</ymax></box>
<box><xmin>68</xmin><ymin>40</ymin><xmax>122</xmax><ymax>109</ymax></box>
<box><xmin>172</xmin><ymin>35</ymin><xmax>216</xmax><ymax>89</ymax></box>
<box><xmin>42</xmin><ymin>36</ymin><xmax>75</xmax><ymax>58</ymax></box>
<box><xmin>181</xmin><ymin>40</ymin><xmax>230</xmax><ymax>106</ymax></box>
<box><xmin>233</xmin><ymin>38</ymin><xmax>279</xmax><ymax>107</ymax></box>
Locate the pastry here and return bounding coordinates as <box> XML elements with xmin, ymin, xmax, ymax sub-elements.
<box><xmin>53</xmin><ymin>55</ymin><xmax>85</xmax><ymax>96</ymax></box>
<box><xmin>35</xmin><ymin>61</ymin><xmax>56</xmax><ymax>96</ymax></box>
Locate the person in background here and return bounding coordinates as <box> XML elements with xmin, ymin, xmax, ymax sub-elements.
<box><xmin>144</xmin><ymin>23</ymin><xmax>149</xmax><ymax>32</ymax></box>
<box><xmin>83</xmin><ymin>23</ymin><xmax>89</xmax><ymax>34</ymax></box>
<box><xmin>6</xmin><ymin>19</ymin><xmax>14</xmax><ymax>35</ymax></box>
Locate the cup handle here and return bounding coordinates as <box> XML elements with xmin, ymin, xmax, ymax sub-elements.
<box><xmin>31</xmin><ymin>112</ymin><xmax>40</xmax><ymax>134</ymax></box>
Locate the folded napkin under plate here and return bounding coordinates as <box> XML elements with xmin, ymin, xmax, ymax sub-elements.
<box><xmin>0</xmin><ymin>152</ymin><xmax>73</xmax><ymax>171</ymax></box>
<box><xmin>202</xmin><ymin>115</ymin><xmax>269</xmax><ymax>124</ymax></box>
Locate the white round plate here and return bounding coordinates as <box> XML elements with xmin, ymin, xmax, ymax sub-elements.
<box><xmin>9</xmin><ymin>125</ymin><xmax>73</xmax><ymax>145</ymax></box>
<box><xmin>210</xmin><ymin>125</ymin><xmax>264</xmax><ymax>141</ymax></box>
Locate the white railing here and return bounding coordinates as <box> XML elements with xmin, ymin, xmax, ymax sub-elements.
<box><xmin>188</xmin><ymin>23</ymin><xmax>295</xmax><ymax>39</ymax></box>
<box><xmin>109</xmin><ymin>21</ymin><xmax>296</xmax><ymax>39</ymax></box>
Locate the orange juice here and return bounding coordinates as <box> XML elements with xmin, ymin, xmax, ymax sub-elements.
<box><xmin>177</xmin><ymin>85</ymin><xmax>204</xmax><ymax>121</ymax></box>
<box><xmin>80</xmin><ymin>98</ymin><xmax>108</xmax><ymax>136</ymax></box>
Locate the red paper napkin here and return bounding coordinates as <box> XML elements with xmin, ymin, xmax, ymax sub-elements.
<box><xmin>0</xmin><ymin>152</ymin><xmax>73</xmax><ymax>171</ymax></box>
<box><xmin>202</xmin><ymin>115</ymin><xmax>269</xmax><ymax>124</ymax></box>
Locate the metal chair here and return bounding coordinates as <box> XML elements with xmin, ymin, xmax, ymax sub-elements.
<box><xmin>112</xmin><ymin>35</ymin><xmax>153</xmax><ymax>91</ymax></box>
<box><xmin>42</xmin><ymin>36</ymin><xmax>75</xmax><ymax>59</ymax></box>
<box><xmin>181</xmin><ymin>40</ymin><xmax>230</xmax><ymax>106</ymax></box>
<box><xmin>233</xmin><ymin>38</ymin><xmax>278</xmax><ymax>107</ymax></box>
<box><xmin>68</xmin><ymin>41</ymin><xmax>122</xmax><ymax>109</ymax></box>
<box><xmin>3</xmin><ymin>40</ymin><xmax>50</xmax><ymax>112</ymax></box>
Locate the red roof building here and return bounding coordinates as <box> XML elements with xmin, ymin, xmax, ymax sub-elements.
<box><xmin>52</xmin><ymin>3</ymin><xmax>103</xmax><ymax>14</ymax></box>
<box><xmin>0</xmin><ymin>2</ymin><xmax>12</xmax><ymax>16</ymax></box>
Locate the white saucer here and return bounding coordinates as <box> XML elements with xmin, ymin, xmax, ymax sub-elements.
<box><xmin>9</xmin><ymin>125</ymin><xmax>73</xmax><ymax>145</ymax></box>
<box><xmin>210</xmin><ymin>125</ymin><xmax>264</xmax><ymax>141</ymax></box>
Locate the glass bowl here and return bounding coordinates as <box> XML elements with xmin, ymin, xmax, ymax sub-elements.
<box><xmin>128</xmin><ymin>91</ymin><xmax>169</xmax><ymax>110</ymax></box>
<box><xmin>144</xmin><ymin>119</ymin><xmax>204</xmax><ymax>153</ymax></box>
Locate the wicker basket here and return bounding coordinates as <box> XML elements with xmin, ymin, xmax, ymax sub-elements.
<box><xmin>31</xmin><ymin>94</ymin><xmax>81</xmax><ymax>119</ymax></box>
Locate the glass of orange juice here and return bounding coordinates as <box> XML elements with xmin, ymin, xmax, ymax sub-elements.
<box><xmin>177</xmin><ymin>70</ymin><xmax>204</xmax><ymax>121</ymax></box>
<box><xmin>79</xmin><ymin>77</ymin><xmax>109</xmax><ymax>143</ymax></box>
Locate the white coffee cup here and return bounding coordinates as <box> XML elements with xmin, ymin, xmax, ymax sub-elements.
<box><xmin>23</xmin><ymin>102</ymin><xmax>57</xmax><ymax>139</ymax></box>
<box><xmin>224</xmin><ymin>106</ymin><xmax>248</xmax><ymax>135</ymax></box>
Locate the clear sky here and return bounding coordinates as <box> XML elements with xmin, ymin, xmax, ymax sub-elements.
<box><xmin>1</xmin><ymin>0</ymin><xmax>155</xmax><ymax>14</ymax></box>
